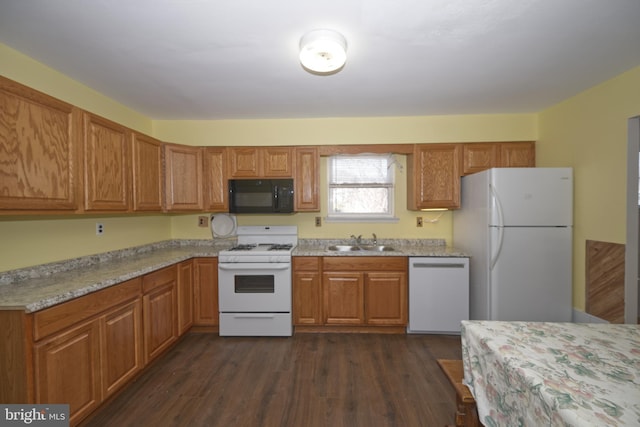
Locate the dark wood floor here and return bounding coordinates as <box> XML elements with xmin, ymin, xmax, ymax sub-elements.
<box><xmin>82</xmin><ymin>332</ymin><xmax>462</xmax><ymax>427</ymax></box>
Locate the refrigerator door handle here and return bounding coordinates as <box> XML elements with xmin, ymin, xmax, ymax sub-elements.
<box><xmin>490</xmin><ymin>184</ymin><xmax>505</xmax><ymax>270</ymax></box>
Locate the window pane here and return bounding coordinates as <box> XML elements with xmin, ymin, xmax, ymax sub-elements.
<box><xmin>327</xmin><ymin>154</ymin><xmax>396</xmax><ymax>219</ymax></box>
<box><xmin>330</xmin><ymin>156</ymin><xmax>391</xmax><ymax>184</ymax></box>
<box><xmin>330</xmin><ymin>187</ymin><xmax>389</xmax><ymax>214</ymax></box>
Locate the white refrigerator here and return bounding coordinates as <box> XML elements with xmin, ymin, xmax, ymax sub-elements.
<box><xmin>453</xmin><ymin>168</ymin><xmax>573</xmax><ymax>322</ymax></box>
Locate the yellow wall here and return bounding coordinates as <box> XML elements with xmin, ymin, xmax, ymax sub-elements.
<box><xmin>537</xmin><ymin>66</ymin><xmax>640</xmax><ymax>310</ymax></box>
<box><xmin>0</xmin><ymin>215</ymin><xmax>171</xmax><ymax>272</ymax></box>
<box><xmin>0</xmin><ymin>44</ymin><xmax>171</xmax><ymax>271</ymax></box>
<box><xmin>0</xmin><ymin>44</ymin><xmax>152</xmax><ymax>133</ymax></box>
<box><xmin>154</xmin><ymin>114</ymin><xmax>537</xmax><ymax>147</ymax></box>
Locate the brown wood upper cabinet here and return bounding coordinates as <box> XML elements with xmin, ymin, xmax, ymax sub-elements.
<box><xmin>0</xmin><ymin>76</ymin><xmax>82</xmax><ymax>212</ymax></box>
<box><xmin>131</xmin><ymin>132</ymin><xmax>163</xmax><ymax>211</ymax></box>
<box><xmin>203</xmin><ymin>147</ymin><xmax>228</xmax><ymax>212</ymax></box>
<box><xmin>164</xmin><ymin>143</ymin><xmax>204</xmax><ymax>211</ymax></box>
<box><xmin>83</xmin><ymin>112</ymin><xmax>131</xmax><ymax>211</ymax></box>
<box><xmin>407</xmin><ymin>143</ymin><xmax>461</xmax><ymax>210</ymax></box>
<box><xmin>294</xmin><ymin>146</ymin><xmax>320</xmax><ymax>212</ymax></box>
<box><xmin>462</xmin><ymin>141</ymin><xmax>535</xmax><ymax>175</ymax></box>
<box><xmin>228</xmin><ymin>146</ymin><xmax>293</xmax><ymax>178</ymax></box>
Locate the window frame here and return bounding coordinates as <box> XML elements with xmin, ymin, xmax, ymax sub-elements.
<box><xmin>326</xmin><ymin>154</ymin><xmax>398</xmax><ymax>222</ymax></box>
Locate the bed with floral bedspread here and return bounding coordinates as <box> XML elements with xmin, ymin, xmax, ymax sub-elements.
<box><xmin>461</xmin><ymin>321</ymin><xmax>640</xmax><ymax>426</ymax></box>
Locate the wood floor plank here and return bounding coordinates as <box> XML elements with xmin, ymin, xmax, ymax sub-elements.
<box><xmin>81</xmin><ymin>333</ymin><xmax>462</xmax><ymax>427</ymax></box>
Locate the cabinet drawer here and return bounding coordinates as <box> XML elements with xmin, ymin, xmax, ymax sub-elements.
<box><xmin>322</xmin><ymin>256</ymin><xmax>406</xmax><ymax>272</ymax></box>
<box><xmin>293</xmin><ymin>256</ymin><xmax>320</xmax><ymax>271</ymax></box>
<box><xmin>142</xmin><ymin>265</ymin><xmax>177</xmax><ymax>293</ymax></box>
<box><xmin>33</xmin><ymin>278</ymin><xmax>141</xmax><ymax>341</ymax></box>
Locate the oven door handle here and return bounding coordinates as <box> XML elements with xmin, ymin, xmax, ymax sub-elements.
<box><xmin>219</xmin><ymin>264</ymin><xmax>290</xmax><ymax>271</ymax></box>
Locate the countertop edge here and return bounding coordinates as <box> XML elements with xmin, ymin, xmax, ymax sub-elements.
<box><xmin>1</xmin><ymin>238</ymin><xmax>468</xmax><ymax>313</ymax></box>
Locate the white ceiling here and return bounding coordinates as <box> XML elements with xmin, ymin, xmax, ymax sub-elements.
<box><xmin>1</xmin><ymin>0</ymin><xmax>639</xmax><ymax>120</ymax></box>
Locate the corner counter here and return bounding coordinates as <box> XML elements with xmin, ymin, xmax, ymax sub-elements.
<box><xmin>0</xmin><ymin>240</ymin><xmax>231</xmax><ymax>313</ymax></box>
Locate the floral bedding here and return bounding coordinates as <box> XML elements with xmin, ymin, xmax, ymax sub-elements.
<box><xmin>461</xmin><ymin>321</ymin><xmax>640</xmax><ymax>426</ymax></box>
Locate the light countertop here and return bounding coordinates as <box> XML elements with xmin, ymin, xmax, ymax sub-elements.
<box><xmin>0</xmin><ymin>238</ymin><xmax>467</xmax><ymax>313</ymax></box>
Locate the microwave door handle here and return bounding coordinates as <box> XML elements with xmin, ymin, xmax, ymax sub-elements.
<box><xmin>274</xmin><ymin>185</ymin><xmax>279</xmax><ymax>210</ymax></box>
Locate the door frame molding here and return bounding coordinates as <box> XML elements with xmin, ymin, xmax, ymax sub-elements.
<box><xmin>624</xmin><ymin>116</ymin><xmax>639</xmax><ymax>324</ymax></box>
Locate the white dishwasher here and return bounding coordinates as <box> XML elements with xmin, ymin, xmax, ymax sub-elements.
<box><xmin>407</xmin><ymin>257</ymin><xmax>469</xmax><ymax>334</ymax></box>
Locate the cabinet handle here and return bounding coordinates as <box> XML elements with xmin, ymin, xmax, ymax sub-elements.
<box><xmin>412</xmin><ymin>263</ymin><xmax>466</xmax><ymax>268</ymax></box>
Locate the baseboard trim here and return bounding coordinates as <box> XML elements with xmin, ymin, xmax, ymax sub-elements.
<box><xmin>572</xmin><ymin>309</ymin><xmax>609</xmax><ymax>323</ymax></box>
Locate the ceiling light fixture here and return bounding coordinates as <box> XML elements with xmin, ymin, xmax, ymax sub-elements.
<box><xmin>299</xmin><ymin>29</ymin><xmax>347</xmax><ymax>75</ymax></box>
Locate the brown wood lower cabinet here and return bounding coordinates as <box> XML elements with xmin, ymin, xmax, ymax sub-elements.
<box><xmin>177</xmin><ymin>260</ymin><xmax>194</xmax><ymax>334</ymax></box>
<box><xmin>0</xmin><ymin>259</ymin><xmax>219</xmax><ymax>426</ymax></box>
<box><xmin>292</xmin><ymin>257</ymin><xmax>322</xmax><ymax>325</ymax></box>
<box><xmin>193</xmin><ymin>257</ymin><xmax>219</xmax><ymax>326</ymax></box>
<box><xmin>142</xmin><ymin>265</ymin><xmax>178</xmax><ymax>364</ymax></box>
<box><xmin>34</xmin><ymin>319</ymin><xmax>102</xmax><ymax>426</ymax></box>
<box><xmin>294</xmin><ymin>256</ymin><xmax>407</xmax><ymax>330</ymax></box>
<box><xmin>35</xmin><ymin>297</ymin><xmax>142</xmax><ymax>426</ymax></box>
<box><xmin>365</xmin><ymin>271</ymin><xmax>407</xmax><ymax>325</ymax></box>
<box><xmin>30</xmin><ymin>277</ymin><xmax>143</xmax><ymax>426</ymax></box>
<box><xmin>324</xmin><ymin>272</ymin><xmax>364</xmax><ymax>324</ymax></box>
<box><xmin>101</xmin><ymin>298</ymin><xmax>142</xmax><ymax>398</ymax></box>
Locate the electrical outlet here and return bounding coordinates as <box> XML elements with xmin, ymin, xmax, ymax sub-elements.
<box><xmin>198</xmin><ymin>216</ymin><xmax>208</xmax><ymax>227</ymax></box>
<box><xmin>96</xmin><ymin>223</ymin><xmax>104</xmax><ymax>235</ymax></box>
<box><xmin>416</xmin><ymin>217</ymin><xmax>423</xmax><ymax>227</ymax></box>
<box><xmin>315</xmin><ymin>216</ymin><xmax>322</xmax><ymax>227</ymax></box>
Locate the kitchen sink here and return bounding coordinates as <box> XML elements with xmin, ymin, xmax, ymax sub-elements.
<box><xmin>358</xmin><ymin>245</ymin><xmax>395</xmax><ymax>252</ymax></box>
<box><xmin>326</xmin><ymin>245</ymin><xmax>395</xmax><ymax>252</ymax></box>
<box><xmin>327</xmin><ymin>245</ymin><xmax>361</xmax><ymax>251</ymax></box>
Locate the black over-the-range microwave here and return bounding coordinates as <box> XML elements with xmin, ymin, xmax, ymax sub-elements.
<box><xmin>228</xmin><ymin>179</ymin><xmax>295</xmax><ymax>214</ymax></box>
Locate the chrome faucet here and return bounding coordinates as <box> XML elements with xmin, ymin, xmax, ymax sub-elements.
<box><xmin>372</xmin><ymin>233</ymin><xmax>377</xmax><ymax>245</ymax></box>
<box><xmin>350</xmin><ymin>234</ymin><xmax>362</xmax><ymax>245</ymax></box>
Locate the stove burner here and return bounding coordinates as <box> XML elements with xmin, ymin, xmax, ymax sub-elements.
<box><xmin>227</xmin><ymin>243</ymin><xmax>294</xmax><ymax>252</ymax></box>
<box><xmin>229</xmin><ymin>244</ymin><xmax>257</xmax><ymax>251</ymax></box>
<box><xmin>269</xmin><ymin>244</ymin><xmax>293</xmax><ymax>251</ymax></box>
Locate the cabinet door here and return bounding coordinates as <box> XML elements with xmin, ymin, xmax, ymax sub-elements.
<box><xmin>407</xmin><ymin>144</ymin><xmax>461</xmax><ymax>210</ymax></box>
<box><xmin>323</xmin><ymin>272</ymin><xmax>364</xmax><ymax>324</ymax></box>
<box><xmin>132</xmin><ymin>132</ymin><xmax>163</xmax><ymax>211</ymax></box>
<box><xmin>203</xmin><ymin>147</ymin><xmax>228</xmax><ymax>211</ymax></box>
<box><xmin>101</xmin><ymin>299</ymin><xmax>142</xmax><ymax>398</ymax></box>
<box><xmin>263</xmin><ymin>147</ymin><xmax>292</xmax><ymax>177</ymax></box>
<box><xmin>293</xmin><ymin>272</ymin><xmax>322</xmax><ymax>324</ymax></box>
<box><xmin>500</xmin><ymin>141</ymin><xmax>535</xmax><ymax>167</ymax></box>
<box><xmin>228</xmin><ymin>147</ymin><xmax>260</xmax><ymax>177</ymax></box>
<box><xmin>293</xmin><ymin>257</ymin><xmax>322</xmax><ymax>325</ymax></box>
<box><xmin>365</xmin><ymin>272</ymin><xmax>407</xmax><ymax>325</ymax></box>
<box><xmin>194</xmin><ymin>258</ymin><xmax>218</xmax><ymax>326</ymax></box>
<box><xmin>83</xmin><ymin>112</ymin><xmax>130</xmax><ymax>211</ymax></box>
<box><xmin>0</xmin><ymin>76</ymin><xmax>81</xmax><ymax>211</ymax></box>
<box><xmin>34</xmin><ymin>320</ymin><xmax>101</xmax><ymax>425</ymax></box>
<box><xmin>142</xmin><ymin>267</ymin><xmax>178</xmax><ymax>363</ymax></box>
<box><xmin>164</xmin><ymin>143</ymin><xmax>204</xmax><ymax>211</ymax></box>
<box><xmin>462</xmin><ymin>143</ymin><xmax>500</xmax><ymax>175</ymax></box>
<box><xmin>294</xmin><ymin>147</ymin><xmax>320</xmax><ymax>211</ymax></box>
<box><xmin>177</xmin><ymin>260</ymin><xmax>194</xmax><ymax>334</ymax></box>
